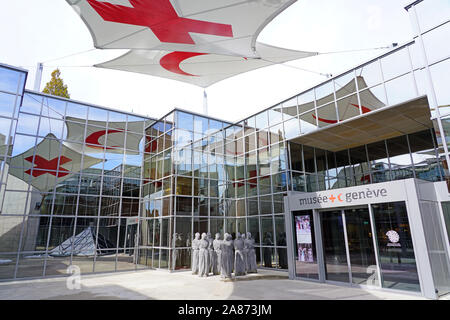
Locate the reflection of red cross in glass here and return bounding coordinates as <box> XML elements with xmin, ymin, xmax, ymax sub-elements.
<box><xmin>232</xmin><ymin>170</ymin><xmax>263</xmax><ymax>188</ymax></box>
<box><xmin>24</xmin><ymin>155</ymin><xmax>71</xmax><ymax>178</ymax></box>
<box><xmin>87</xmin><ymin>0</ymin><xmax>234</xmax><ymax>45</ymax></box>
<box><xmin>145</xmin><ymin>137</ymin><xmax>158</xmax><ymax>153</ymax></box>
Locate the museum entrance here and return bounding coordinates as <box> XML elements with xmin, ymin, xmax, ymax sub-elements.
<box><xmin>320</xmin><ymin>206</ymin><xmax>378</xmax><ymax>287</ymax></box>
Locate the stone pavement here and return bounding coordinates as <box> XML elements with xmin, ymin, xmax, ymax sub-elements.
<box><xmin>0</xmin><ymin>269</ymin><xmax>444</xmax><ymax>300</ymax></box>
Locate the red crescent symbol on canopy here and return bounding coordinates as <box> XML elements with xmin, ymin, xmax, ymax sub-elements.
<box><xmin>86</xmin><ymin>129</ymin><xmax>123</xmax><ymax>149</ymax></box>
<box><xmin>312</xmin><ymin>104</ymin><xmax>372</xmax><ymax>124</ymax></box>
<box><xmin>337</xmin><ymin>193</ymin><xmax>343</xmax><ymax>202</ymax></box>
<box><xmin>160</xmin><ymin>51</ymin><xmax>208</xmax><ymax>76</ymax></box>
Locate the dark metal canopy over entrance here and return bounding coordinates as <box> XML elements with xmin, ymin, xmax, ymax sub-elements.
<box><xmin>290</xmin><ymin>96</ymin><xmax>433</xmax><ymax>152</ymax></box>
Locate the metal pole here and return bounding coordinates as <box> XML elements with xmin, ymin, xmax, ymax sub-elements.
<box><xmin>203</xmin><ymin>90</ymin><xmax>208</xmax><ymax>116</ymax></box>
<box><xmin>34</xmin><ymin>62</ymin><xmax>43</xmax><ymax>92</ymax></box>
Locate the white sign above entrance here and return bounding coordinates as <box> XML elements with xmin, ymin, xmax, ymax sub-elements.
<box><xmin>287</xmin><ymin>180</ymin><xmax>411</xmax><ymax>211</ymax></box>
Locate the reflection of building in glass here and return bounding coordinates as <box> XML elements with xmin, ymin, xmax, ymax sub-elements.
<box><xmin>0</xmin><ymin>0</ymin><xmax>449</xmax><ymax>300</ymax></box>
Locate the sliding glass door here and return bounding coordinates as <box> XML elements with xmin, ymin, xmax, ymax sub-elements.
<box><xmin>320</xmin><ymin>207</ymin><xmax>378</xmax><ymax>286</ymax></box>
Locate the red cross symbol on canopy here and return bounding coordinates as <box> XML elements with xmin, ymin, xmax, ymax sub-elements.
<box><xmin>24</xmin><ymin>155</ymin><xmax>72</xmax><ymax>178</ymax></box>
<box><xmin>87</xmin><ymin>0</ymin><xmax>234</xmax><ymax>45</ymax></box>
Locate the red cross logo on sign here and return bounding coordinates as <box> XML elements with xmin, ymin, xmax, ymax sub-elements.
<box><xmin>87</xmin><ymin>0</ymin><xmax>234</xmax><ymax>45</ymax></box>
<box><xmin>24</xmin><ymin>155</ymin><xmax>72</xmax><ymax>178</ymax></box>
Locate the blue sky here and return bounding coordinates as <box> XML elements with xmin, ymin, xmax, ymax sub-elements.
<box><xmin>1</xmin><ymin>0</ymin><xmax>416</xmax><ymax>122</ymax></box>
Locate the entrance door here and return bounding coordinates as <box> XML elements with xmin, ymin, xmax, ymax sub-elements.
<box><xmin>321</xmin><ymin>210</ymin><xmax>350</xmax><ymax>282</ymax></box>
<box><xmin>344</xmin><ymin>207</ymin><xmax>378</xmax><ymax>286</ymax></box>
<box><xmin>320</xmin><ymin>207</ymin><xmax>378</xmax><ymax>286</ymax></box>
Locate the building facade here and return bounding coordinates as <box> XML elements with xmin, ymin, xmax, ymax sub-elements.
<box><xmin>0</xmin><ymin>0</ymin><xmax>449</xmax><ymax>299</ymax></box>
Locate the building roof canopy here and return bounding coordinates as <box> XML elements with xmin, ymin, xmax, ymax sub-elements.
<box><xmin>290</xmin><ymin>96</ymin><xmax>433</xmax><ymax>152</ymax></box>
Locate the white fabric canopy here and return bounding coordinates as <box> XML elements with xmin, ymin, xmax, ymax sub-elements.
<box><xmin>96</xmin><ymin>42</ymin><xmax>317</xmax><ymax>87</ymax></box>
<box><xmin>8</xmin><ymin>134</ymin><xmax>102</xmax><ymax>192</ymax></box>
<box><xmin>67</xmin><ymin>0</ymin><xmax>297</xmax><ymax>57</ymax></box>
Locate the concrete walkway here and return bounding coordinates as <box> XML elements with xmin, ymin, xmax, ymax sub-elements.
<box><xmin>0</xmin><ymin>269</ymin><xmax>442</xmax><ymax>300</ymax></box>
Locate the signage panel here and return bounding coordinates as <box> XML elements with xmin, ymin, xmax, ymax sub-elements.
<box><xmin>288</xmin><ymin>180</ymin><xmax>411</xmax><ymax>211</ymax></box>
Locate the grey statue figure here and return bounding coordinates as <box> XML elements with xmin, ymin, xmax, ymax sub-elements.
<box><xmin>234</xmin><ymin>232</ymin><xmax>247</xmax><ymax>276</ymax></box>
<box><xmin>198</xmin><ymin>233</ymin><xmax>210</xmax><ymax>277</ymax></box>
<box><xmin>245</xmin><ymin>232</ymin><xmax>258</xmax><ymax>273</ymax></box>
<box><xmin>171</xmin><ymin>233</ymin><xmax>179</xmax><ymax>270</ymax></box>
<box><xmin>191</xmin><ymin>232</ymin><xmax>200</xmax><ymax>275</ymax></box>
<box><xmin>220</xmin><ymin>233</ymin><xmax>234</xmax><ymax>279</ymax></box>
<box><xmin>241</xmin><ymin>233</ymin><xmax>248</xmax><ymax>272</ymax></box>
<box><xmin>212</xmin><ymin>233</ymin><xmax>222</xmax><ymax>276</ymax></box>
<box><xmin>207</xmin><ymin>233</ymin><xmax>219</xmax><ymax>275</ymax></box>
<box><xmin>263</xmin><ymin>232</ymin><xmax>273</xmax><ymax>268</ymax></box>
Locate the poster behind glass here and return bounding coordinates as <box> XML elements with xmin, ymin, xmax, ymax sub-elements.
<box><xmin>293</xmin><ymin>211</ymin><xmax>319</xmax><ymax>279</ymax></box>
<box><xmin>295</xmin><ymin>215</ymin><xmax>314</xmax><ymax>263</ymax></box>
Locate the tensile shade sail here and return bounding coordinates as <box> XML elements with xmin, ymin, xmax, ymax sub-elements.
<box><xmin>66</xmin><ymin>0</ymin><xmax>297</xmax><ymax>57</ymax></box>
<box><xmin>96</xmin><ymin>42</ymin><xmax>317</xmax><ymax>87</ymax></box>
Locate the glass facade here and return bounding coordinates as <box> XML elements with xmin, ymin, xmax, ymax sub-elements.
<box><xmin>289</xmin><ymin>129</ymin><xmax>444</xmax><ymax>192</ymax></box>
<box><xmin>0</xmin><ymin>65</ymin><xmax>153</xmax><ymax>279</ymax></box>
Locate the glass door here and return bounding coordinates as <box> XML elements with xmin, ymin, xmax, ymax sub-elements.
<box><xmin>321</xmin><ymin>210</ymin><xmax>350</xmax><ymax>282</ymax></box>
<box><xmin>344</xmin><ymin>207</ymin><xmax>378</xmax><ymax>286</ymax></box>
<box><xmin>320</xmin><ymin>206</ymin><xmax>379</xmax><ymax>286</ymax></box>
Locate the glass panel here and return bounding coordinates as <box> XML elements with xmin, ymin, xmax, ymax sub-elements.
<box><xmin>409</xmin><ymin>130</ymin><xmax>441</xmax><ymax>182</ymax></box>
<box><xmin>385</xmin><ymin>74</ymin><xmax>417</xmax><ymax>106</ymax></box>
<box><xmin>293</xmin><ymin>211</ymin><xmax>319</xmax><ymax>279</ymax></box>
<box><xmin>441</xmin><ymin>202</ymin><xmax>450</xmax><ymax>247</ymax></box>
<box><xmin>415</xmin><ymin>0</ymin><xmax>450</xmax><ymax>34</ymax></box>
<box><xmin>345</xmin><ymin>207</ymin><xmax>378</xmax><ymax>286</ymax></box>
<box><xmin>0</xmin><ymin>92</ymin><xmax>17</xmax><ymax>118</ymax></box>
<box><xmin>177</xmin><ymin>112</ymin><xmax>193</xmax><ymax>131</ymax></box>
<box><xmin>367</xmin><ymin>140</ymin><xmax>390</xmax><ymax>181</ymax></box>
<box><xmin>289</xmin><ymin>143</ymin><xmax>303</xmax><ymax>172</ymax></box>
<box><xmin>430</xmin><ymin>59</ymin><xmax>450</xmax><ymax>108</ymax></box>
<box><xmin>261</xmin><ymin>216</ymin><xmax>274</xmax><ymax>267</ymax></box>
<box><xmin>372</xmin><ymin>202</ymin><xmax>420</xmax><ymax>292</ymax></box>
<box><xmin>0</xmin><ymin>68</ymin><xmax>24</xmax><ymax>93</ymax></box>
<box><xmin>315</xmin><ymin>81</ymin><xmax>334</xmax><ymax>104</ymax></box>
<box><xmin>356</xmin><ymin>61</ymin><xmax>383</xmax><ymax>89</ymax></box>
<box><xmin>381</xmin><ymin>48</ymin><xmax>412</xmax><ymax>81</ymax></box>
<box><xmin>321</xmin><ymin>210</ymin><xmax>349</xmax><ymax>282</ymax></box>
<box><xmin>334</xmin><ymin>72</ymin><xmax>356</xmax><ymax>98</ymax></box>
<box><xmin>387</xmin><ymin>135</ymin><xmax>414</xmax><ymax>180</ymax></box>
<box><xmin>317</xmin><ymin>103</ymin><xmax>337</xmax><ymax>128</ymax></box>
<box><xmin>284</xmin><ymin>118</ymin><xmax>300</xmax><ymax>140</ymax></box>
<box><xmin>297</xmin><ymin>90</ymin><xmax>315</xmax><ymax>114</ymax></box>
<box><xmin>210</xmin><ymin>218</ymin><xmax>224</xmax><ymax>238</ymax></box>
<box><xmin>255</xmin><ymin>111</ymin><xmax>269</xmax><ymax>129</ymax></box>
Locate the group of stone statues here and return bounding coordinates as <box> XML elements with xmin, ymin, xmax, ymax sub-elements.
<box><xmin>191</xmin><ymin>232</ymin><xmax>257</xmax><ymax>279</ymax></box>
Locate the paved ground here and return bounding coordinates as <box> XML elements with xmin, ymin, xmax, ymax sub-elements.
<box><xmin>0</xmin><ymin>269</ymin><xmax>446</xmax><ymax>300</ymax></box>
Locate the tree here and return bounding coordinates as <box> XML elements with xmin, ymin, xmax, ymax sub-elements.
<box><xmin>42</xmin><ymin>69</ymin><xmax>70</xmax><ymax>99</ymax></box>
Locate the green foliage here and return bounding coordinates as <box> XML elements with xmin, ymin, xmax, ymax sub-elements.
<box><xmin>42</xmin><ymin>69</ymin><xmax>70</xmax><ymax>99</ymax></box>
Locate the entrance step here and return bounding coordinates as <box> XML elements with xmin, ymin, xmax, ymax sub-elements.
<box><xmin>221</xmin><ymin>271</ymin><xmax>289</xmax><ymax>282</ymax></box>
